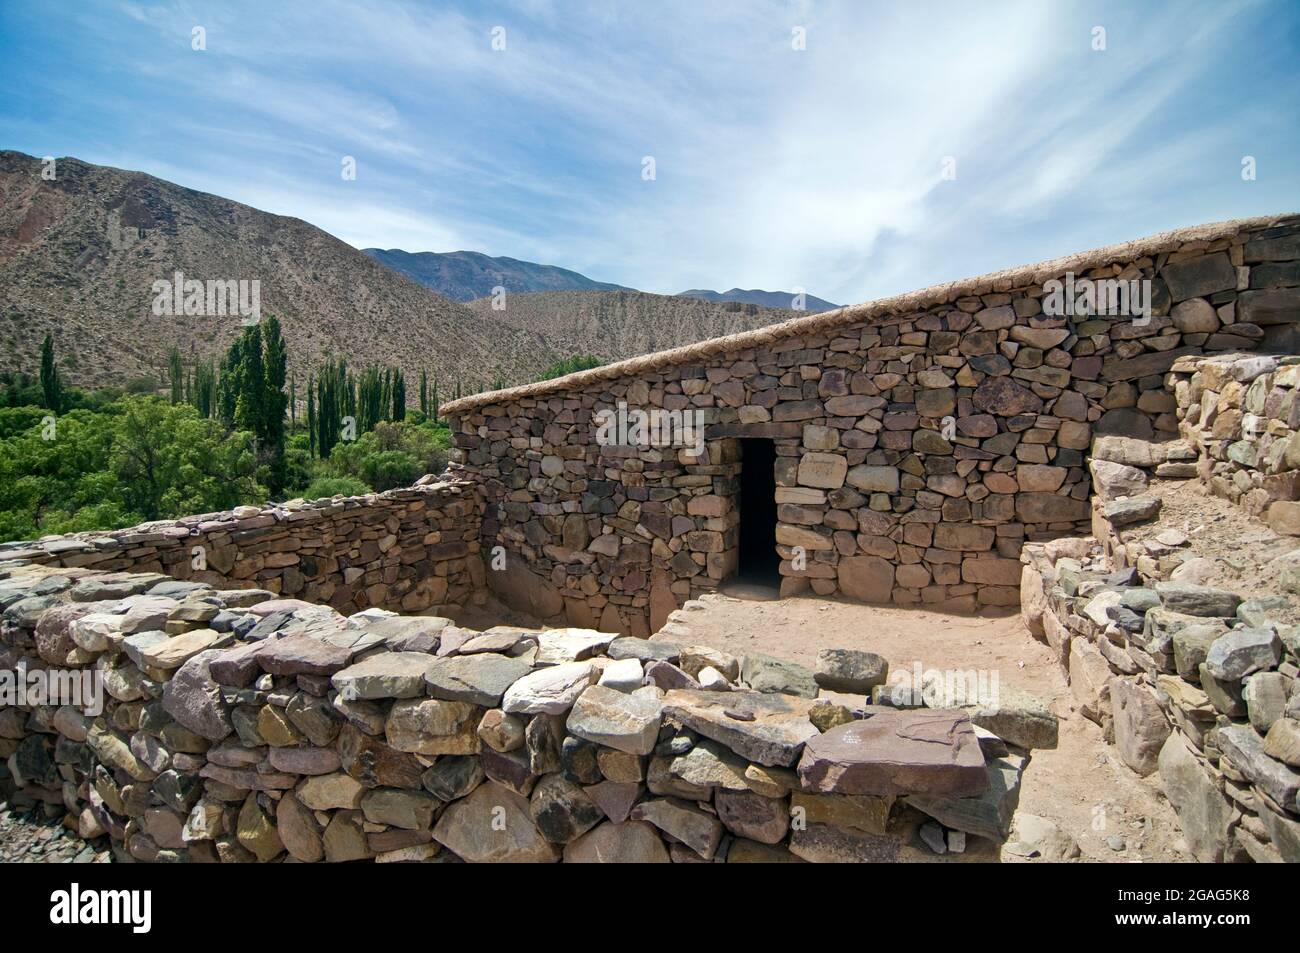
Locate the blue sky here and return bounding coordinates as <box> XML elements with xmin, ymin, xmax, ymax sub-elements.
<box><xmin>2</xmin><ymin>0</ymin><xmax>1297</xmax><ymax>306</ymax></box>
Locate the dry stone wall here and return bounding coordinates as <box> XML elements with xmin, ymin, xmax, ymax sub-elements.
<box><xmin>1</xmin><ymin>561</ymin><xmax>1057</xmax><ymax>863</ymax></box>
<box><xmin>444</xmin><ymin>216</ymin><xmax>1300</xmax><ymax>633</ymax></box>
<box><xmin>1170</xmin><ymin>352</ymin><xmax>1300</xmax><ymax>537</ymax></box>
<box><xmin>1021</xmin><ymin>364</ymin><xmax>1300</xmax><ymax>862</ymax></box>
<box><xmin>0</xmin><ymin>479</ymin><xmax>484</xmax><ymax>618</ymax></box>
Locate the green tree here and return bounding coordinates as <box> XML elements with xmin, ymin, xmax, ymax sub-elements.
<box><xmin>111</xmin><ymin>397</ymin><xmax>262</xmax><ymax>521</ymax></box>
<box><xmin>261</xmin><ymin>317</ymin><xmax>288</xmax><ymax>497</ymax></box>
<box><xmin>234</xmin><ymin>324</ymin><xmax>265</xmax><ymax>437</ymax></box>
<box><xmin>40</xmin><ymin>333</ymin><xmax>64</xmax><ymax>412</ymax></box>
<box><xmin>393</xmin><ymin>369</ymin><xmax>406</xmax><ymax>422</ymax></box>
<box><xmin>168</xmin><ymin>348</ymin><xmax>183</xmax><ymax>404</ymax></box>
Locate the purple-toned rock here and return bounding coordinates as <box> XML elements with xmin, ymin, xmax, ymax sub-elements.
<box><xmin>257</xmin><ymin>633</ymin><xmax>355</xmax><ymax>677</ymax></box>
<box><xmin>162</xmin><ymin>649</ymin><xmax>232</xmax><ymax>742</ymax></box>
<box><xmin>714</xmin><ymin>788</ymin><xmax>789</xmax><ymax>844</ymax></box>
<box><xmin>797</xmin><ymin>709</ymin><xmax>988</xmax><ymax>797</ymax></box>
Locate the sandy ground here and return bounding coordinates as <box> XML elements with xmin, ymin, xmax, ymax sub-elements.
<box><xmin>659</xmin><ymin>590</ymin><xmax>1189</xmax><ymax>863</ymax></box>
<box><xmin>1119</xmin><ymin>477</ymin><xmax>1300</xmax><ymax>623</ymax></box>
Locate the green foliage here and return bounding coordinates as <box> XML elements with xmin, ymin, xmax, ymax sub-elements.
<box><xmin>125</xmin><ymin>376</ymin><xmax>159</xmax><ymax>395</ymax></box>
<box><xmin>301</xmin><ymin>474</ymin><xmax>371</xmax><ymax>500</ymax></box>
<box><xmin>537</xmin><ymin>354</ymin><xmax>600</xmax><ymax>381</ymax></box>
<box><xmin>312</xmin><ymin>420</ymin><xmax>449</xmax><ymax>492</ymax></box>
<box><xmin>0</xmin><ymin>396</ymin><xmax>263</xmax><ymax>538</ymax></box>
<box><xmin>110</xmin><ymin>397</ymin><xmax>263</xmax><ymax>520</ymax></box>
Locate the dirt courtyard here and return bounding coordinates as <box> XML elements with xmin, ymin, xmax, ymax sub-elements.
<box><xmin>670</xmin><ymin>590</ymin><xmax>1188</xmax><ymax>863</ymax></box>
<box><xmin>462</xmin><ymin>588</ymin><xmax>1189</xmax><ymax>863</ymax></box>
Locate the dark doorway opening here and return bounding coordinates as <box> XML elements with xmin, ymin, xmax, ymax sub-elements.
<box><xmin>737</xmin><ymin>437</ymin><xmax>780</xmax><ymax>589</ymax></box>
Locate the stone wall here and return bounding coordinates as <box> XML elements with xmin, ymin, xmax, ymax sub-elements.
<box><xmin>1</xmin><ymin>561</ymin><xmax>1054</xmax><ymax>863</ymax></box>
<box><xmin>443</xmin><ymin>216</ymin><xmax>1300</xmax><ymax>633</ymax></box>
<box><xmin>1021</xmin><ymin>374</ymin><xmax>1300</xmax><ymax>862</ymax></box>
<box><xmin>1170</xmin><ymin>352</ymin><xmax>1300</xmax><ymax>537</ymax></box>
<box><xmin>0</xmin><ymin>479</ymin><xmax>484</xmax><ymax>618</ymax></box>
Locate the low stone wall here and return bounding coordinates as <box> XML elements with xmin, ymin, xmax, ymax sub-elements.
<box><xmin>444</xmin><ymin>216</ymin><xmax>1300</xmax><ymax>632</ymax></box>
<box><xmin>1020</xmin><ymin>512</ymin><xmax>1300</xmax><ymax>863</ymax></box>
<box><xmin>1169</xmin><ymin>352</ymin><xmax>1300</xmax><ymax>536</ymax></box>
<box><xmin>0</xmin><ymin>479</ymin><xmax>484</xmax><ymax>618</ymax></box>
<box><xmin>1</xmin><ymin>562</ymin><xmax>1058</xmax><ymax>863</ymax></box>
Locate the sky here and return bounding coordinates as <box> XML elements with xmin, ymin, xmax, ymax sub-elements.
<box><xmin>1</xmin><ymin>0</ymin><xmax>1298</xmax><ymax>306</ymax></box>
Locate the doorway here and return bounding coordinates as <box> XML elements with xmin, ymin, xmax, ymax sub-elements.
<box><xmin>736</xmin><ymin>437</ymin><xmax>780</xmax><ymax>590</ymax></box>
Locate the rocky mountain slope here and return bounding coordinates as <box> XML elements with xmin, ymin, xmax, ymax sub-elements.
<box><xmin>466</xmin><ymin>289</ymin><xmax>799</xmax><ymax>365</ymax></box>
<box><xmin>0</xmin><ymin>151</ymin><xmax>549</xmax><ymax>391</ymax></box>
<box><xmin>679</xmin><ymin>287</ymin><xmax>840</xmax><ymax>313</ymax></box>
<box><xmin>364</xmin><ymin>248</ymin><xmax>632</xmax><ymax>302</ymax></box>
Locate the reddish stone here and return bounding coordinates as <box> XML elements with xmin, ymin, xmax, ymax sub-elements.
<box><xmin>797</xmin><ymin>709</ymin><xmax>988</xmax><ymax>797</ymax></box>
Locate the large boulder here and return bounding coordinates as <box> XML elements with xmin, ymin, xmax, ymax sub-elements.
<box><xmin>162</xmin><ymin>649</ymin><xmax>232</xmax><ymax>742</ymax></box>
<box><xmin>1157</xmin><ymin>734</ymin><xmax>1233</xmax><ymax>862</ymax></box>
<box><xmin>836</xmin><ymin>555</ymin><xmax>895</xmax><ymax>604</ymax></box>
<box><xmin>486</xmin><ymin>558</ymin><xmax>564</xmax><ymax>620</ymax></box>
<box><xmin>1110</xmin><ymin>678</ymin><xmax>1170</xmax><ymax>776</ymax></box>
<box><xmin>562</xmin><ymin>821</ymin><xmax>670</xmax><ymax>863</ymax></box>
<box><xmin>431</xmin><ymin>782</ymin><xmax>559</xmax><ymax>862</ymax></box>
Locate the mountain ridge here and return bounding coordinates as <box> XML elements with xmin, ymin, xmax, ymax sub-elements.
<box><xmin>678</xmin><ymin>287</ymin><xmax>840</xmax><ymax>313</ymax></box>
<box><xmin>363</xmin><ymin>248</ymin><xmax>633</xmax><ymax>302</ymax></box>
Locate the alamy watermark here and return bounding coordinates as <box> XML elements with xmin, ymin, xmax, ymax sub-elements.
<box><xmin>151</xmin><ymin>270</ymin><xmax>261</xmax><ymax>325</ymax></box>
<box><xmin>0</xmin><ymin>662</ymin><xmax>104</xmax><ymax>716</ymax></box>
<box><xmin>594</xmin><ymin>402</ymin><xmax>704</xmax><ymax>458</ymax></box>
<box><xmin>883</xmin><ymin>661</ymin><xmax>1000</xmax><ymax>709</ymax></box>
<box><xmin>1042</xmin><ymin>271</ymin><xmax>1151</xmax><ymax>326</ymax></box>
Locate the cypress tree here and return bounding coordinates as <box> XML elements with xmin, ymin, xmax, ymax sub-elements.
<box><xmin>168</xmin><ymin>347</ymin><xmax>183</xmax><ymax>404</ymax></box>
<box><xmin>40</xmin><ymin>333</ymin><xmax>63</xmax><ymax>412</ymax></box>
<box><xmin>261</xmin><ymin>316</ymin><xmax>288</xmax><ymax>496</ymax></box>
<box><xmin>306</xmin><ymin>373</ymin><xmax>317</xmax><ymax>456</ymax></box>
<box><xmin>234</xmin><ymin>324</ymin><xmax>264</xmax><ymax>436</ymax></box>
<box><xmin>393</xmin><ymin>369</ymin><xmax>406</xmax><ymax>421</ymax></box>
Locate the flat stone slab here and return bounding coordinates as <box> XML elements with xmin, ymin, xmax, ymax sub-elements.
<box><xmin>608</xmin><ymin>637</ymin><xmax>681</xmax><ymax>663</ymax></box>
<box><xmin>1155</xmin><ymin>581</ymin><xmax>1243</xmax><ymax>618</ymax></box>
<box><xmin>797</xmin><ymin>709</ymin><xmax>989</xmax><ymax>797</ymax></box>
<box><xmin>138</xmin><ymin>628</ymin><xmax>230</xmax><ymax>670</ymax></box>
<box><xmin>566</xmin><ymin>685</ymin><xmax>663</xmax><ymax>755</ymax></box>
<box><xmin>502</xmin><ymin>661</ymin><xmax>596</xmax><ymax>715</ymax></box>
<box><xmin>535</xmin><ymin>628</ymin><xmax>617</xmax><ymax>664</ymax></box>
<box><xmin>905</xmin><ymin>754</ymin><xmax>1025</xmax><ymax>840</ymax></box>
<box><xmin>256</xmin><ymin>632</ymin><xmax>356</xmax><ymax>677</ymax></box>
<box><xmin>741</xmin><ymin>653</ymin><xmax>818</xmax><ymax>698</ymax></box>
<box><xmin>331</xmin><ymin>652</ymin><xmax>437</xmax><ymax>701</ymax></box>
<box><xmin>660</xmin><ymin>689</ymin><xmax>819</xmax><ymax>767</ymax></box>
<box><xmin>424</xmin><ymin>653</ymin><xmax>532</xmax><ymax>707</ymax></box>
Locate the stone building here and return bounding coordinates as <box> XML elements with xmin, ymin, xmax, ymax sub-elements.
<box><xmin>442</xmin><ymin>214</ymin><xmax>1300</xmax><ymax>637</ymax></box>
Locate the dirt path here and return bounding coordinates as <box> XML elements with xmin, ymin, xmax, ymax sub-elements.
<box><xmin>667</xmin><ymin>590</ymin><xmax>1189</xmax><ymax>863</ymax></box>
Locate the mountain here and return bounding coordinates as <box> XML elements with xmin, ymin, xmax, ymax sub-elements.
<box><xmin>467</xmin><ymin>289</ymin><xmax>798</xmax><ymax>365</ymax></box>
<box><xmin>0</xmin><ymin>151</ymin><xmax>551</xmax><ymax>391</ymax></box>
<box><xmin>679</xmin><ymin>287</ymin><xmax>840</xmax><ymax>313</ymax></box>
<box><xmin>363</xmin><ymin>248</ymin><xmax>633</xmax><ymax>302</ymax></box>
